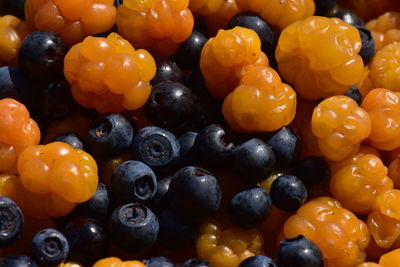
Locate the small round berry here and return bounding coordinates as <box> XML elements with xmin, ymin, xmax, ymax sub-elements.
<box><xmin>173</xmin><ymin>31</ymin><xmax>207</xmax><ymax>70</ymax></box>
<box><xmin>0</xmin><ymin>196</ymin><xmax>23</xmax><ymax>248</ymax></box>
<box><xmin>238</xmin><ymin>255</ymin><xmax>277</xmax><ymax>267</ymax></box>
<box><xmin>31</xmin><ymin>228</ymin><xmax>69</xmax><ymax>266</ymax></box>
<box><xmin>270</xmin><ymin>174</ymin><xmax>307</xmax><ymax>212</ymax></box>
<box><xmin>151</xmin><ymin>59</ymin><xmax>184</xmax><ymax>86</ymax></box>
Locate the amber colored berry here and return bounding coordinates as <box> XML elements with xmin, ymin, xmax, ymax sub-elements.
<box><xmin>200</xmin><ymin>26</ymin><xmax>269</xmax><ymax>98</ymax></box>
<box><xmin>64</xmin><ymin>32</ymin><xmax>156</xmax><ymax>113</ymax></box>
<box><xmin>93</xmin><ymin>257</ymin><xmax>146</xmax><ymax>267</ymax></box>
<box><xmin>204</xmin><ymin>0</ymin><xmax>240</xmax><ymax>36</ymax></box>
<box><xmin>358</xmin><ymin>263</ymin><xmax>382</xmax><ymax>267</ymax></box>
<box><xmin>311</xmin><ymin>95</ymin><xmax>371</xmax><ymax>161</ymax></box>
<box><xmin>330</xmin><ymin>153</ymin><xmax>393</xmax><ymax>214</ymax></box>
<box><xmin>58</xmin><ymin>262</ymin><xmax>82</xmax><ymax>267</ymax></box>
<box><xmin>0</xmin><ymin>15</ymin><xmax>32</xmax><ymax>66</ymax></box>
<box><xmin>222</xmin><ymin>65</ymin><xmax>296</xmax><ymax>132</ymax></box>
<box><xmin>361</xmin><ymin>88</ymin><xmax>400</xmax><ymax>151</ymax></box>
<box><xmin>366</xmin><ymin>12</ymin><xmax>400</xmax><ymax>52</ymax></box>
<box><xmin>197</xmin><ymin>220</ymin><xmax>264</xmax><ymax>267</ymax></box>
<box><xmin>17</xmin><ymin>142</ymin><xmax>98</xmax><ymax>205</ymax></box>
<box><xmin>370</xmin><ymin>43</ymin><xmax>400</xmax><ymax>92</ymax></box>
<box><xmin>116</xmin><ymin>0</ymin><xmax>194</xmax><ymax>58</ymax></box>
<box><xmin>236</xmin><ymin>0</ymin><xmax>315</xmax><ymax>30</ymax></box>
<box><xmin>379</xmin><ymin>248</ymin><xmax>400</xmax><ymax>267</ymax></box>
<box><xmin>24</xmin><ymin>0</ymin><xmax>116</xmax><ymax>46</ymax></box>
<box><xmin>189</xmin><ymin>0</ymin><xmax>224</xmax><ymax>16</ymax></box>
<box><xmin>283</xmin><ymin>197</ymin><xmax>370</xmax><ymax>267</ymax></box>
<box><xmin>276</xmin><ymin>16</ymin><xmax>364</xmax><ymax>100</ymax></box>
<box><xmin>0</xmin><ymin>98</ymin><xmax>40</xmax><ymax>173</ymax></box>
<box><xmin>357</xmin><ymin>67</ymin><xmax>374</xmax><ymax>100</ymax></box>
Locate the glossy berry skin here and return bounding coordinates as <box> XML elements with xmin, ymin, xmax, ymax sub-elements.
<box><xmin>314</xmin><ymin>0</ymin><xmax>335</xmax><ymax>16</ymax></box>
<box><xmin>283</xmin><ymin>197</ymin><xmax>370</xmax><ymax>267</ymax></box>
<box><xmin>64</xmin><ymin>217</ymin><xmax>108</xmax><ymax>265</ymax></box>
<box><xmin>370</xmin><ymin>43</ymin><xmax>400</xmax><ymax>91</ymax></box>
<box><xmin>228</xmin><ymin>187</ymin><xmax>272</xmax><ymax>228</ymax></box>
<box><xmin>52</xmin><ymin>132</ymin><xmax>84</xmax><ymax>150</ymax></box>
<box><xmin>25</xmin><ymin>0</ymin><xmax>116</xmax><ymax>46</ymax></box>
<box><xmin>178</xmin><ymin>131</ymin><xmax>198</xmax><ymax>166</ymax></box>
<box><xmin>346</xmin><ymin>86</ymin><xmax>362</xmax><ymax>105</ymax></box>
<box><xmin>151</xmin><ymin>58</ymin><xmax>184</xmax><ymax>86</ymax></box>
<box><xmin>277</xmin><ymin>235</ymin><xmax>324</xmax><ymax>267</ymax></box>
<box><xmin>111</xmin><ymin>160</ymin><xmax>157</xmax><ymax>205</ymax></box>
<box><xmin>197</xmin><ymin>220</ymin><xmax>264</xmax><ymax>267</ymax></box>
<box><xmin>0</xmin><ymin>197</ymin><xmax>23</xmax><ymax>248</ymax></box>
<box><xmin>182</xmin><ymin>258</ymin><xmax>211</xmax><ymax>267</ymax></box>
<box><xmin>87</xmin><ymin>113</ymin><xmax>134</xmax><ymax>158</ymax></box>
<box><xmin>238</xmin><ymin>256</ymin><xmax>276</xmax><ymax>267</ymax></box>
<box><xmin>203</xmin><ymin>0</ymin><xmax>240</xmax><ymax>36</ymax></box>
<box><xmin>93</xmin><ymin>257</ymin><xmax>145</xmax><ymax>267</ymax></box>
<box><xmin>230</xmin><ymin>138</ymin><xmax>275</xmax><ymax>185</ymax></box>
<box><xmin>276</xmin><ymin>16</ymin><xmax>364</xmax><ymax>100</ymax></box>
<box><xmin>168</xmin><ymin>166</ymin><xmax>221</xmax><ymax>222</ymax></box>
<box><xmin>222</xmin><ymin>65</ymin><xmax>296</xmax><ymax>133</ymax></box>
<box><xmin>379</xmin><ymin>248</ymin><xmax>400</xmax><ymax>266</ymax></box>
<box><xmin>361</xmin><ymin>88</ymin><xmax>400</xmax><ymax>150</ymax></box>
<box><xmin>0</xmin><ymin>98</ymin><xmax>40</xmax><ymax>173</ymax></box>
<box><xmin>109</xmin><ymin>203</ymin><xmax>159</xmax><ymax>253</ymax></box>
<box><xmin>311</xmin><ymin>95</ymin><xmax>371</xmax><ymax>161</ymax></box>
<box><xmin>131</xmin><ymin>126</ymin><xmax>180</xmax><ymax>174</ymax></box>
<box><xmin>64</xmin><ymin>33</ymin><xmax>156</xmax><ymax>113</ymax></box>
<box><xmin>174</xmin><ymin>31</ymin><xmax>207</xmax><ymax>70</ymax></box>
<box><xmin>116</xmin><ymin>0</ymin><xmax>194</xmax><ymax>57</ymax></box>
<box><xmin>267</xmin><ymin>127</ymin><xmax>300</xmax><ymax>171</ymax></box>
<box><xmin>236</xmin><ymin>0</ymin><xmax>315</xmax><ymax>30</ymax></box>
<box><xmin>31</xmin><ymin>228</ymin><xmax>69</xmax><ymax>266</ymax></box>
<box><xmin>143</xmin><ymin>256</ymin><xmax>177</xmax><ymax>267</ymax></box>
<box><xmin>366</xmin><ymin>12</ymin><xmax>400</xmax><ymax>52</ymax></box>
<box><xmin>270</xmin><ymin>174</ymin><xmax>307</xmax><ymax>212</ymax></box>
<box><xmin>19</xmin><ymin>31</ymin><xmax>66</xmax><ymax>84</ymax></box>
<box><xmin>148</xmin><ymin>176</ymin><xmax>172</xmax><ymax>211</ymax></box>
<box><xmin>328</xmin><ymin>8</ymin><xmax>365</xmax><ymax>27</ymax></box>
<box><xmin>157</xmin><ymin>208</ymin><xmax>199</xmax><ymax>250</ymax></box>
<box><xmin>358</xmin><ymin>27</ymin><xmax>375</xmax><ymax>65</ymax></box>
<box><xmin>0</xmin><ymin>255</ymin><xmax>38</xmax><ymax>267</ymax></box>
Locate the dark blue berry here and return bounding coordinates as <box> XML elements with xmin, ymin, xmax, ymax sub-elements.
<box><xmin>0</xmin><ymin>197</ymin><xmax>23</xmax><ymax>248</ymax></box>
<box><xmin>314</xmin><ymin>0</ymin><xmax>336</xmax><ymax>16</ymax></box>
<box><xmin>131</xmin><ymin>126</ymin><xmax>180</xmax><ymax>174</ymax></box>
<box><xmin>52</xmin><ymin>132</ymin><xmax>84</xmax><ymax>150</ymax></box>
<box><xmin>87</xmin><ymin>113</ymin><xmax>134</xmax><ymax>158</ymax></box>
<box><xmin>238</xmin><ymin>255</ymin><xmax>277</xmax><ymax>267</ymax></box>
<box><xmin>31</xmin><ymin>228</ymin><xmax>69</xmax><ymax>267</ymax></box>
<box><xmin>143</xmin><ymin>256</ymin><xmax>177</xmax><ymax>267</ymax></box>
<box><xmin>277</xmin><ymin>235</ymin><xmax>324</xmax><ymax>267</ymax></box>
<box><xmin>114</xmin><ymin>0</ymin><xmax>121</xmax><ymax>7</ymax></box>
<box><xmin>168</xmin><ymin>166</ymin><xmax>221</xmax><ymax>222</ymax></box>
<box><xmin>0</xmin><ymin>0</ymin><xmax>25</xmax><ymax>19</ymax></box>
<box><xmin>270</xmin><ymin>174</ymin><xmax>307</xmax><ymax>212</ymax></box>
<box><xmin>345</xmin><ymin>86</ymin><xmax>362</xmax><ymax>105</ymax></box>
<box><xmin>148</xmin><ymin>176</ymin><xmax>173</xmax><ymax>212</ymax></box>
<box><xmin>358</xmin><ymin>27</ymin><xmax>375</xmax><ymax>65</ymax></box>
<box><xmin>151</xmin><ymin>58</ymin><xmax>183</xmax><ymax>86</ymax></box>
<box><xmin>0</xmin><ymin>255</ymin><xmax>37</xmax><ymax>267</ymax></box>
<box><xmin>184</xmin><ymin>68</ymin><xmax>213</xmax><ymax>98</ymax></box>
<box><xmin>267</xmin><ymin>127</ymin><xmax>301</xmax><ymax>171</ymax></box>
<box><xmin>109</xmin><ymin>203</ymin><xmax>159</xmax><ymax>253</ymax></box>
<box><xmin>111</xmin><ymin>160</ymin><xmax>157</xmax><ymax>205</ymax></box>
<box><xmin>327</xmin><ymin>8</ymin><xmax>365</xmax><ymax>27</ymax></box>
<box><xmin>182</xmin><ymin>258</ymin><xmax>211</xmax><ymax>267</ymax></box>
<box><xmin>228</xmin><ymin>187</ymin><xmax>272</xmax><ymax>228</ymax></box>
<box><xmin>178</xmin><ymin>131</ymin><xmax>198</xmax><ymax>166</ymax></box>
<box><xmin>230</xmin><ymin>138</ymin><xmax>275</xmax><ymax>185</ymax></box>
<box><xmin>174</xmin><ymin>31</ymin><xmax>207</xmax><ymax>70</ymax></box>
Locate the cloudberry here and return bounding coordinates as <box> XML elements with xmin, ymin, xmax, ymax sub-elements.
<box><xmin>361</xmin><ymin>88</ymin><xmax>400</xmax><ymax>150</ymax></box>
<box><xmin>236</xmin><ymin>0</ymin><xmax>315</xmax><ymax>30</ymax></box>
<box><xmin>24</xmin><ymin>0</ymin><xmax>116</xmax><ymax>46</ymax></box>
<box><xmin>283</xmin><ymin>197</ymin><xmax>370</xmax><ymax>267</ymax></box>
<box><xmin>64</xmin><ymin>32</ymin><xmax>156</xmax><ymax>113</ymax></box>
<box><xmin>330</xmin><ymin>153</ymin><xmax>393</xmax><ymax>214</ymax></box>
<box><xmin>366</xmin><ymin>12</ymin><xmax>400</xmax><ymax>52</ymax></box>
<box><xmin>379</xmin><ymin>248</ymin><xmax>400</xmax><ymax>267</ymax></box>
<box><xmin>370</xmin><ymin>43</ymin><xmax>400</xmax><ymax>91</ymax></box>
<box><xmin>276</xmin><ymin>16</ymin><xmax>364</xmax><ymax>100</ymax></box>
<box><xmin>17</xmin><ymin>142</ymin><xmax>98</xmax><ymax>204</ymax></box>
<box><xmin>358</xmin><ymin>263</ymin><xmax>382</xmax><ymax>267</ymax></box>
<box><xmin>58</xmin><ymin>262</ymin><xmax>83</xmax><ymax>267</ymax></box>
<box><xmin>222</xmin><ymin>65</ymin><xmax>296</xmax><ymax>132</ymax></box>
<box><xmin>311</xmin><ymin>95</ymin><xmax>371</xmax><ymax>161</ymax></box>
<box><xmin>357</xmin><ymin>67</ymin><xmax>374</xmax><ymax>100</ymax></box>
<box><xmin>116</xmin><ymin>0</ymin><xmax>194</xmax><ymax>58</ymax></box>
<box><xmin>200</xmin><ymin>26</ymin><xmax>269</xmax><ymax>98</ymax></box>
<box><xmin>189</xmin><ymin>0</ymin><xmax>224</xmax><ymax>16</ymax></box>
<box><xmin>203</xmin><ymin>0</ymin><xmax>240</xmax><ymax>36</ymax></box>
<box><xmin>197</xmin><ymin>219</ymin><xmax>264</xmax><ymax>267</ymax></box>
<box><xmin>93</xmin><ymin>257</ymin><xmax>146</xmax><ymax>267</ymax></box>
<box><xmin>0</xmin><ymin>98</ymin><xmax>40</xmax><ymax>173</ymax></box>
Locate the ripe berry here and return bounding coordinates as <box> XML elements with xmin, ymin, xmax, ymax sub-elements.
<box><xmin>148</xmin><ymin>176</ymin><xmax>172</xmax><ymax>212</ymax></box>
<box><xmin>270</xmin><ymin>174</ymin><xmax>307</xmax><ymax>212</ymax></box>
<box><xmin>0</xmin><ymin>197</ymin><xmax>23</xmax><ymax>248</ymax></box>
<box><xmin>182</xmin><ymin>258</ymin><xmax>211</xmax><ymax>267</ymax></box>
<box><xmin>358</xmin><ymin>27</ymin><xmax>375</xmax><ymax>65</ymax></box>
<box><xmin>173</xmin><ymin>30</ymin><xmax>207</xmax><ymax>70</ymax></box>
<box><xmin>178</xmin><ymin>131</ymin><xmax>198</xmax><ymax>166</ymax></box>
<box><xmin>345</xmin><ymin>86</ymin><xmax>362</xmax><ymax>105</ymax></box>
<box><xmin>327</xmin><ymin>8</ymin><xmax>365</xmax><ymax>27</ymax></box>
<box><xmin>0</xmin><ymin>255</ymin><xmax>38</xmax><ymax>267</ymax></box>
<box><xmin>143</xmin><ymin>256</ymin><xmax>177</xmax><ymax>267</ymax></box>
<box><xmin>52</xmin><ymin>132</ymin><xmax>84</xmax><ymax>150</ymax></box>
<box><xmin>151</xmin><ymin>59</ymin><xmax>184</xmax><ymax>86</ymax></box>
<box><xmin>238</xmin><ymin>255</ymin><xmax>277</xmax><ymax>267</ymax></box>
<box><xmin>31</xmin><ymin>228</ymin><xmax>69</xmax><ymax>266</ymax></box>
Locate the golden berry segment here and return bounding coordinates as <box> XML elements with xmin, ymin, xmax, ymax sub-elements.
<box><xmin>189</xmin><ymin>0</ymin><xmax>224</xmax><ymax>16</ymax></box>
<box><xmin>366</xmin><ymin>12</ymin><xmax>400</xmax><ymax>52</ymax></box>
<box><xmin>93</xmin><ymin>257</ymin><xmax>146</xmax><ymax>267</ymax></box>
<box><xmin>370</xmin><ymin>43</ymin><xmax>400</xmax><ymax>91</ymax></box>
<box><xmin>203</xmin><ymin>0</ymin><xmax>240</xmax><ymax>36</ymax></box>
<box><xmin>379</xmin><ymin>248</ymin><xmax>400</xmax><ymax>267</ymax></box>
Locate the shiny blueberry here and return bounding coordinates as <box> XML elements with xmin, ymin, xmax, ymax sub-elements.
<box><xmin>0</xmin><ymin>255</ymin><xmax>37</xmax><ymax>267</ymax></box>
<box><xmin>277</xmin><ymin>235</ymin><xmax>324</xmax><ymax>267</ymax></box>
<box><xmin>148</xmin><ymin>176</ymin><xmax>173</xmax><ymax>212</ymax></box>
<box><xmin>143</xmin><ymin>256</ymin><xmax>177</xmax><ymax>267</ymax></box>
<box><xmin>31</xmin><ymin>228</ymin><xmax>69</xmax><ymax>267</ymax></box>
<box><xmin>0</xmin><ymin>197</ymin><xmax>23</xmax><ymax>248</ymax></box>
<box><xmin>174</xmin><ymin>31</ymin><xmax>207</xmax><ymax>70</ymax></box>
<box><xmin>178</xmin><ymin>131</ymin><xmax>198</xmax><ymax>166</ymax></box>
<box><xmin>314</xmin><ymin>0</ymin><xmax>336</xmax><ymax>16</ymax></box>
<box><xmin>270</xmin><ymin>174</ymin><xmax>307</xmax><ymax>212</ymax></box>
<box><xmin>109</xmin><ymin>203</ymin><xmax>159</xmax><ymax>253</ymax></box>
<box><xmin>182</xmin><ymin>258</ymin><xmax>211</xmax><ymax>267</ymax></box>
<box><xmin>238</xmin><ymin>255</ymin><xmax>277</xmax><ymax>267</ymax></box>
<box><xmin>358</xmin><ymin>27</ymin><xmax>375</xmax><ymax>65</ymax></box>
<box><xmin>52</xmin><ymin>132</ymin><xmax>84</xmax><ymax>150</ymax></box>
<box><xmin>345</xmin><ymin>86</ymin><xmax>362</xmax><ymax>105</ymax></box>
<box><xmin>151</xmin><ymin>58</ymin><xmax>183</xmax><ymax>86</ymax></box>
<box><xmin>327</xmin><ymin>8</ymin><xmax>365</xmax><ymax>27</ymax></box>
<box><xmin>184</xmin><ymin>68</ymin><xmax>213</xmax><ymax>98</ymax></box>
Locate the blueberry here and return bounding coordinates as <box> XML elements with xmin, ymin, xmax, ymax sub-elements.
<box><xmin>178</xmin><ymin>131</ymin><xmax>198</xmax><ymax>166</ymax></box>
<box><xmin>182</xmin><ymin>258</ymin><xmax>211</xmax><ymax>267</ymax></box>
<box><xmin>270</xmin><ymin>174</ymin><xmax>307</xmax><ymax>212</ymax></box>
<box><xmin>0</xmin><ymin>197</ymin><xmax>23</xmax><ymax>248</ymax></box>
<box><xmin>327</xmin><ymin>8</ymin><xmax>365</xmax><ymax>27</ymax></box>
<box><xmin>267</xmin><ymin>127</ymin><xmax>301</xmax><ymax>171</ymax></box>
<box><xmin>52</xmin><ymin>132</ymin><xmax>84</xmax><ymax>150</ymax></box>
<box><xmin>148</xmin><ymin>176</ymin><xmax>173</xmax><ymax>212</ymax></box>
<box><xmin>157</xmin><ymin>209</ymin><xmax>199</xmax><ymax>250</ymax></box>
<box><xmin>0</xmin><ymin>255</ymin><xmax>37</xmax><ymax>267</ymax></box>
<box><xmin>0</xmin><ymin>0</ymin><xmax>25</xmax><ymax>19</ymax></box>
<box><xmin>238</xmin><ymin>255</ymin><xmax>277</xmax><ymax>267</ymax></box>
<box><xmin>63</xmin><ymin>217</ymin><xmax>108</xmax><ymax>265</ymax></box>
<box><xmin>109</xmin><ymin>203</ymin><xmax>159</xmax><ymax>253</ymax></box>
<box><xmin>193</xmin><ymin>124</ymin><xmax>235</xmax><ymax>167</ymax></box>
<box><xmin>230</xmin><ymin>138</ymin><xmax>275</xmax><ymax>185</ymax></box>
<box><xmin>314</xmin><ymin>0</ymin><xmax>336</xmax><ymax>16</ymax></box>
<box><xmin>19</xmin><ymin>31</ymin><xmax>66</xmax><ymax>84</ymax></box>
<box><xmin>184</xmin><ymin>68</ymin><xmax>212</xmax><ymax>98</ymax></box>
<box><xmin>277</xmin><ymin>235</ymin><xmax>324</xmax><ymax>267</ymax></box>
<box><xmin>143</xmin><ymin>256</ymin><xmax>177</xmax><ymax>267</ymax></box>
<box><xmin>168</xmin><ymin>166</ymin><xmax>221</xmax><ymax>222</ymax></box>
<box><xmin>131</xmin><ymin>126</ymin><xmax>180</xmax><ymax>174</ymax></box>
<box><xmin>31</xmin><ymin>228</ymin><xmax>69</xmax><ymax>266</ymax></box>
<box><xmin>87</xmin><ymin>113</ymin><xmax>134</xmax><ymax>158</ymax></box>
<box><xmin>228</xmin><ymin>187</ymin><xmax>272</xmax><ymax>228</ymax></box>
<box><xmin>358</xmin><ymin>27</ymin><xmax>375</xmax><ymax>65</ymax></box>
<box><xmin>151</xmin><ymin>58</ymin><xmax>183</xmax><ymax>86</ymax></box>
<box><xmin>174</xmin><ymin>31</ymin><xmax>207</xmax><ymax>70</ymax></box>
<box><xmin>345</xmin><ymin>86</ymin><xmax>362</xmax><ymax>105</ymax></box>
<box><xmin>114</xmin><ymin>0</ymin><xmax>121</xmax><ymax>7</ymax></box>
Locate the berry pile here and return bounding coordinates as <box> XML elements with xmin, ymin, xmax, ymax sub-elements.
<box><xmin>3</xmin><ymin>0</ymin><xmax>400</xmax><ymax>266</ymax></box>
